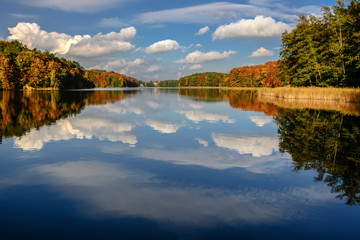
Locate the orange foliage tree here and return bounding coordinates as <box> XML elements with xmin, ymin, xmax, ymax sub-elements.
<box><xmin>227</xmin><ymin>61</ymin><xmax>281</xmax><ymax>87</ymax></box>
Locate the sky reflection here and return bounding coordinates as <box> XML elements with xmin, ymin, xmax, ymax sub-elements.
<box><xmin>1</xmin><ymin>89</ymin><xmax>358</xmax><ymax>238</ymax></box>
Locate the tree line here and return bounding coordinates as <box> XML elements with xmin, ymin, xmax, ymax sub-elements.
<box><xmin>179</xmin><ymin>72</ymin><xmax>229</xmax><ymax>87</ymax></box>
<box><xmin>171</xmin><ymin>62</ymin><xmax>281</xmax><ymax>88</ymax></box>
<box><xmin>0</xmin><ymin>40</ymin><xmax>139</xmax><ymax>90</ymax></box>
<box><xmin>84</xmin><ymin>69</ymin><xmax>138</xmax><ymax>88</ymax></box>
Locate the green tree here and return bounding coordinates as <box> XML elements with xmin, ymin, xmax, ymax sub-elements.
<box><xmin>280</xmin><ymin>0</ymin><xmax>360</xmax><ymax>87</ymax></box>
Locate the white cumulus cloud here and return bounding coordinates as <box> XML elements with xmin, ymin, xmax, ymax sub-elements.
<box><xmin>7</xmin><ymin>22</ymin><xmax>136</xmax><ymax>58</ymax></box>
<box><xmin>176</xmin><ymin>50</ymin><xmax>236</xmax><ymax>64</ymax></box>
<box><xmin>146</xmin><ymin>119</ymin><xmax>182</xmax><ymax>134</ymax></box>
<box><xmin>249</xmin><ymin>47</ymin><xmax>274</xmax><ymax>57</ymax></box>
<box><xmin>213</xmin><ymin>16</ymin><xmax>291</xmax><ymax>40</ymax></box>
<box><xmin>145</xmin><ymin>39</ymin><xmax>180</xmax><ymax>54</ymax></box>
<box><xmin>14</xmin><ymin>117</ymin><xmax>137</xmax><ymax>151</ymax></box>
<box><xmin>212</xmin><ymin>134</ymin><xmax>279</xmax><ymax>157</ymax></box>
<box><xmin>178</xmin><ymin>110</ymin><xmax>235</xmax><ymax>124</ymax></box>
<box><xmin>146</xmin><ymin>65</ymin><xmax>161</xmax><ymax>73</ymax></box>
<box><xmin>90</xmin><ymin>58</ymin><xmax>144</xmax><ymax>73</ymax></box>
<box><xmin>195</xmin><ymin>138</ymin><xmax>209</xmax><ymax>147</ymax></box>
<box><xmin>249</xmin><ymin>116</ymin><xmax>273</xmax><ymax>127</ymax></box>
<box><xmin>98</xmin><ymin>17</ymin><xmax>128</xmax><ymax>27</ymax></box>
<box><xmin>189</xmin><ymin>64</ymin><xmax>203</xmax><ymax>71</ymax></box>
<box><xmin>196</xmin><ymin>26</ymin><xmax>209</xmax><ymax>35</ymax></box>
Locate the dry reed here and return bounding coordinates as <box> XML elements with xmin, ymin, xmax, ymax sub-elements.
<box><xmin>256</xmin><ymin>87</ymin><xmax>360</xmax><ymax>103</ymax></box>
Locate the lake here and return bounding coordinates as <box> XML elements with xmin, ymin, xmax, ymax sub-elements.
<box><xmin>0</xmin><ymin>88</ymin><xmax>359</xmax><ymax>240</ymax></box>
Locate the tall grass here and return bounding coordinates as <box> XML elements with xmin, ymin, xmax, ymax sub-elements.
<box><xmin>256</xmin><ymin>87</ymin><xmax>360</xmax><ymax>103</ymax></box>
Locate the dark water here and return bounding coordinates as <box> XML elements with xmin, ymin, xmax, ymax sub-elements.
<box><xmin>0</xmin><ymin>88</ymin><xmax>359</xmax><ymax>240</ymax></box>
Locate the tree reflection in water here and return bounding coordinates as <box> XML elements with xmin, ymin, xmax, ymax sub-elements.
<box><xmin>275</xmin><ymin>109</ymin><xmax>360</xmax><ymax>205</ymax></box>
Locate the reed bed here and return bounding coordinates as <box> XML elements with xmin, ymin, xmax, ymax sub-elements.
<box><xmin>256</xmin><ymin>87</ymin><xmax>360</xmax><ymax>103</ymax></box>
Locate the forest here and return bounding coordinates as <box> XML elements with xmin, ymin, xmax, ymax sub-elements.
<box><xmin>0</xmin><ymin>40</ymin><xmax>138</xmax><ymax>90</ymax></box>
<box><xmin>178</xmin><ymin>72</ymin><xmax>229</xmax><ymax>87</ymax></box>
<box><xmin>174</xmin><ymin>62</ymin><xmax>280</xmax><ymax>88</ymax></box>
<box><xmin>84</xmin><ymin>69</ymin><xmax>138</xmax><ymax>88</ymax></box>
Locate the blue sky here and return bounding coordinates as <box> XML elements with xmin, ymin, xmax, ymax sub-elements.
<box><xmin>0</xmin><ymin>0</ymin><xmax>337</xmax><ymax>81</ymax></box>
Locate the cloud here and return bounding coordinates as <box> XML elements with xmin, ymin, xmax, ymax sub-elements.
<box><xmin>189</xmin><ymin>64</ymin><xmax>203</xmax><ymax>71</ymax></box>
<box><xmin>176</xmin><ymin>50</ymin><xmax>236</xmax><ymax>64</ymax></box>
<box><xmin>2</xmin><ymin>160</ymin><xmax>335</xmax><ymax>225</ymax></box>
<box><xmin>136</xmin><ymin>2</ymin><xmax>322</xmax><ymax>24</ymax></box>
<box><xmin>15</xmin><ymin>0</ymin><xmax>128</xmax><ymax>12</ymax></box>
<box><xmin>7</xmin><ymin>22</ymin><xmax>135</xmax><ymax>58</ymax></box>
<box><xmin>145</xmin><ymin>39</ymin><xmax>180</xmax><ymax>54</ymax></box>
<box><xmin>90</xmin><ymin>58</ymin><xmax>144</xmax><ymax>73</ymax></box>
<box><xmin>196</xmin><ymin>26</ymin><xmax>209</xmax><ymax>35</ymax></box>
<box><xmin>12</xmin><ymin>13</ymin><xmax>36</xmax><ymax>18</ymax></box>
<box><xmin>14</xmin><ymin>117</ymin><xmax>137</xmax><ymax>151</ymax></box>
<box><xmin>213</xmin><ymin>16</ymin><xmax>291</xmax><ymax>40</ymax></box>
<box><xmin>135</xmin><ymin>147</ymin><xmax>290</xmax><ymax>174</ymax></box>
<box><xmin>195</xmin><ymin>138</ymin><xmax>209</xmax><ymax>147</ymax></box>
<box><xmin>249</xmin><ymin>116</ymin><xmax>273</xmax><ymax>127</ymax></box>
<box><xmin>189</xmin><ymin>103</ymin><xmax>202</xmax><ymax>109</ymax></box>
<box><xmin>137</xmin><ymin>2</ymin><xmax>290</xmax><ymax>24</ymax></box>
<box><xmin>146</xmin><ymin>119</ymin><xmax>182</xmax><ymax>134</ymax></box>
<box><xmin>249</xmin><ymin>47</ymin><xmax>274</xmax><ymax>57</ymax></box>
<box><xmin>146</xmin><ymin>65</ymin><xmax>161</xmax><ymax>73</ymax></box>
<box><xmin>98</xmin><ymin>17</ymin><xmax>128</xmax><ymax>27</ymax></box>
<box><xmin>178</xmin><ymin>110</ymin><xmax>235</xmax><ymax>123</ymax></box>
<box><xmin>212</xmin><ymin>134</ymin><xmax>279</xmax><ymax>157</ymax></box>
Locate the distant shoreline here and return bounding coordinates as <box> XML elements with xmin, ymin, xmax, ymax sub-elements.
<box><xmin>9</xmin><ymin>86</ymin><xmax>360</xmax><ymax>103</ymax></box>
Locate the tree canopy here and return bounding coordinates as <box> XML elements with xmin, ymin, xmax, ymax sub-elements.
<box><xmin>0</xmin><ymin>40</ymin><xmax>94</xmax><ymax>90</ymax></box>
<box><xmin>279</xmin><ymin>0</ymin><xmax>360</xmax><ymax>87</ymax></box>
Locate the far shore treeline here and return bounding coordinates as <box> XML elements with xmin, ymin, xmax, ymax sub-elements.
<box><xmin>0</xmin><ymin>40</ymin><xmax>138</xmax><ymax>90</ymax></box>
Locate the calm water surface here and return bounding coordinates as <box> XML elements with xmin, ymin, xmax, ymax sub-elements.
<box><xmin>0</xmin><ymin>88</ymin><xmax>359</xmax><ymax>239</ymax></box>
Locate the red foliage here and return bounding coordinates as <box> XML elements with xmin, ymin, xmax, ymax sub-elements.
<box><xmin>227</xmin><ymin>61</ymin><xmax>281</xmax><ymax>87</ymax></box>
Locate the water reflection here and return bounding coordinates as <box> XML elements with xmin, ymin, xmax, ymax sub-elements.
<box><xmin>275</xmin><ymin>108</ymin><xmax>360</xmax><ymax>205</ymax></box>
<box><xmin>0</xmin><ymin>90</ymin><xmax>137</xmax><ymax>143</ymax></box>
<box><xmin>0</xmin><ymin>88</ymin><xmax>360</xmax><ymax>239</ymax></box>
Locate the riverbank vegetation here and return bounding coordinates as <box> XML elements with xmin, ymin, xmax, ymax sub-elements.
<box><xmin>257</xmin><ymin>87</ymin><xmax>360</xmax><ymax>102</ymax></box>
